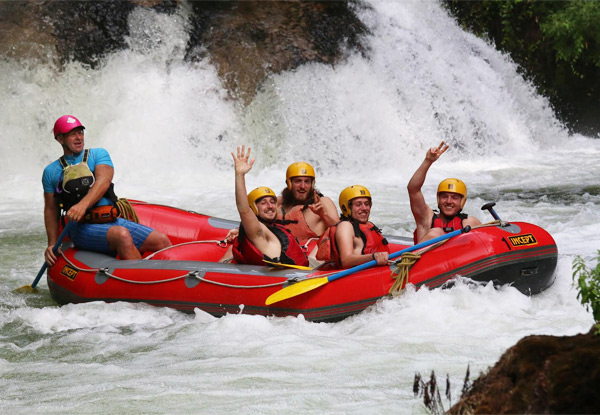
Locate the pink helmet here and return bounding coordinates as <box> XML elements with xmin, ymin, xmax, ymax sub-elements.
<box><xmin>53</xmin><ymin>115</ymin><xmax>85</xmax><ymax>137</ymax></box>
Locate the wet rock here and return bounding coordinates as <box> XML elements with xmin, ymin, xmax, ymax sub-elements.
<box><xmin>0</xmin><ymin>0</ymin><xmax>367</xmax><ymax>105</ymax></box>
<box><xmin>448</xmin><ymin>326</ymin><xmax>600</xmax><ymax>414</ymax></box>
<box><xmin>0</xmin><ymin>1</ymin><xmax>57</xmax><ymax>64</ymax></box>
<box><xmin>185</xmin><ymin>0</ymin><xmax>368</xmax><ymax>104</ymax></box>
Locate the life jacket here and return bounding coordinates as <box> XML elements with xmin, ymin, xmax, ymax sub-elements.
<box><xmin>277</xmin><ymin>205</ymin><xmax>319</xmax><ymax>247</ymax></box>
<box><xmin>412</xmin><ymin>212</ymin><xmax>468</xmax><ymax>244</ymax></box>
<box><xmin>232</xmin><ymin>223</ymin><xmax>309</xmax><ymax>267</ymax></box>
<box><xmin>55</xmin><ymin>149</ymin><xmax>118</xmax><ymax>212</ymax></box>
<box><xmin>316</xmin><ymin>219</ymin><xmax>389</xmax><ymax>267</ymax></box>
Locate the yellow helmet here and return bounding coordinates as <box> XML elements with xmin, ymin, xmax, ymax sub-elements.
<box><xmin>437</xmin><ymin>178</ymin><xmax>467</xmax><ymax>209</ymax></box>
<box><xmin>339</xmin><ymin>185</ymin><xmax>371</xmax><ymax>216</ymax></box>
<box><xmin>285</xmin><ymin>162</ymin><xmax>315</xmax><ymax>189</ymax></box>
<box><xmin>247</xmin><ymin>186</ymin><xmax>277</xmax><ymax>215</ymax></box>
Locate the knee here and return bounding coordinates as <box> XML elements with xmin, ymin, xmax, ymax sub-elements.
<box><xmin>107</xmin><ymin>226</ymin><xmax>134</xmax><ymax>245</ymax></box>
<box><xmin>155</xmin><ymin>232</ymin><xmax>171</xmax><ymax>249</ymax></box>
<box><xmin>141</xmin><ymin>231</ymin><xmax>171</xmax><ymax>252</ymax></box>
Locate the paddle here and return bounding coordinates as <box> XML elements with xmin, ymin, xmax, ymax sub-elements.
<box><xmin>263</xmin><ymin>259</ymin><xmax>313</xmax><ymax>270</ymax></box>
<box><xmin>265</xmin><ymin>226</ymin><xmax>471</xmax><ymax>305</ymax></box>
<box><xmin>15</xmin><ymin>221</ymin><xmax>76</xmax><ymax>293</ymax></box>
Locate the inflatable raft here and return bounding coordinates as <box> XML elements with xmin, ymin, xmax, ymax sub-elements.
<box><xmin>47</xmin><ymin>201</ymin><xmax>557</xmax><ymax>322</ymax></box>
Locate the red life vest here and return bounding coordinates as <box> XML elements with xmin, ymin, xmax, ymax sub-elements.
<box><xmin>316</xmin><ymin>219</ymin><xmax>389</xmax><ymax>267</ymax></box>
<box><xmin>413</xmin><ymin>212</ymin><xmax>468</xmax><ymax>244</ymax></box>
<box><xmin>232</xmin><ymin>223</ymin><xmax>309</xmax><ymax>267</ymax></box>
<box><xmin>277</xmin><ymin>205</ymin><xmax>319</xmax><ymax>247</ymax></box>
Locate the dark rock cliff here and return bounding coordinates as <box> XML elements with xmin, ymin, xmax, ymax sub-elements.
<box><xmin>0</xmin><ymin>0</ymin><xmax>368</xmax><ymax>104</ymax></box>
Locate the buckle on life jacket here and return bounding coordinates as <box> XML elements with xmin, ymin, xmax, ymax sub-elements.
<box><xmin>85</xmin><ymin>205</ymin><xmax>120</xmax><ymax>224</ymax></box>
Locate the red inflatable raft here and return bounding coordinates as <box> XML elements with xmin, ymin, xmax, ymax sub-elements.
<box><xmin>47</xmin><ymin>201</ymin><xmax>557</xmax><ymax>322</ymax></box>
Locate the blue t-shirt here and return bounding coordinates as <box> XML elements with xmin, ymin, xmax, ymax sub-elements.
<box><xmin>42</xmin><ymin>148</ymin><xmax>114</xmax><ymax>207</ymax></box>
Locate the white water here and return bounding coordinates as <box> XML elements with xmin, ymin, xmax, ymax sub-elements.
<box><xmin>1</xmin><ymin>1</ymin><xmax>598</xmax><ymax>413</ymax></box>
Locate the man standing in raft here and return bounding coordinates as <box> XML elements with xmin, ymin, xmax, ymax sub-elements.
<box><xmin>278</xmin><ymin>161</ymin><xmax>339</xmax><ymax>248</ymax></box>
<box><xmin>42</xmin><ymin>115</ymin><xmax>171</xmax><ymax>265</ymax></box>
<box><xmin>231</xmin><ymin>145</ymin><xmax>309</xmax><ymax>267</ymax></box>
<box><xmin>407</xmin><ymin>141</ymin><xmax>481</xmax><ymax>243</ymax></box>
<box><xmin>317</xmin><ymin>185</ymin><xmax>389</xmax><ymax>268</ymax></box>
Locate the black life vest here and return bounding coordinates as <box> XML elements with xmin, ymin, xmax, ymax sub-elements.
<box><xmin>55</xmin><ymin>149</ymin><xmax>118</xmax><ymax>212</ymax></box>
<box><xmin>316</xmin><ymin>219</ymin><xmax>389</xmax><ymax>267</ymax></box>
<box><xmin>232</xmin><ymin>223</ymin><xmax>309</xmax><ymax>267</ymax></box>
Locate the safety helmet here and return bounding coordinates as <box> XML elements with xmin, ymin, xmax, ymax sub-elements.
<box><xmin>339</xmin><ymin>185</ymin><xmax>371</xmax><ymax>216</ymax></box>
<box><xmin>437</xmin><ymin>178</ymin><xmax>467</xmax><ymax>209</ymax></box>
<box><xmin>247</xmin><ymin>186</ymin><xmax>277</xmax><ymax>215</ymax></box>
<box><xmin>53</xmin><ymin>115</ymin><xmax>85</xmax><ymax>138</ymax></box>
<box><xmin>285</xmin><ymin>162</ymin><xmax>316</xmax><ymax>189</ymax></box>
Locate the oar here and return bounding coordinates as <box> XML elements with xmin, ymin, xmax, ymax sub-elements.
<box><xmin>263</xmin><ymin>259</ymin><xmax>313</xmax><ymax>270</ymax></box>
<box><xmin>265</xmin><ymin>226</ymin><xmax>471</xmax><ymax>305</ymax></box>
<box><xmin>15</xmin><ymin>221</ymin><xmax>76</xmax><ymax>293</ymax></box>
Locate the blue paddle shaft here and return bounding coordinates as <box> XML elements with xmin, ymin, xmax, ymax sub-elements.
<box><xmin>327</xmin><ymin>227</ymin><xmax>469</xmax><ymax>283</ymax></box>
<box><xmin>31</xmin><ymin>222</ymin><xmax>75</xmax><ymax>289</ymax></box>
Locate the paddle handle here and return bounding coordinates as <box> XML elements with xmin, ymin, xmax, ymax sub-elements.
<box><xmin>31</xmin><ymin>222</ymin><xmax>75</xmax><ymax>289</ymax></box>
<box><xmin>327</xmin><ymin>226</ymin><xmax>470</xmax><ymax>283</ymax></box>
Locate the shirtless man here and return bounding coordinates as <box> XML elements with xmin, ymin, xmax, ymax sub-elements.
<box><xmin>277</xmin><ymin>162</ymin><xmax>339</xmax><ymax>247</ymax></box>
<box><xmin>317</xmin><ymin>185</ymin><xmax>389</xmax><ymax>268</ymax></box>
<box><xmin>223</xmin><ymin>161</ymin><xmax>339</xmax><ymax>263</ymax></box>
<box><xmin>230</xmin><ymin>146</ymin><xmax>308</xmax><ymax>267</ymax></box>
<box><xmin>407</xmin><ymin>141</ymin><xmax>481</xmax><ymax>243</ymax></box>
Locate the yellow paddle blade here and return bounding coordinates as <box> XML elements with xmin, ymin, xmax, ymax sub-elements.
<box><xmin>13</xmin><ymin>285</ymin><xmax>38</xmax><ymax>294</ymax></box>
<box><xmin>262</xmin><ymin>260</ymin><xmax>313</xmax><ymax>270</ymax></box>
<box><xmin>265</xmin><ymin>276</ymin><xmax>328</xmax><ymax>305</ymax></box>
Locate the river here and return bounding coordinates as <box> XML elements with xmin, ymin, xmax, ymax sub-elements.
<box><xmin>0</xmin><ymin>1</ymin><xmax>598</xmax><ymax>414</ymax></box>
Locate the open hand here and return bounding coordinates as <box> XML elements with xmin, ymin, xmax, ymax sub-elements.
<box><xmin>231</xmin><ymin>145</ymin><xmax>255</xmax><ymax>175</ymax></box>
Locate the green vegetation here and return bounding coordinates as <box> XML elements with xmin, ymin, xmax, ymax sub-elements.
<box><xmin>443</xmin><ymin>0</ymin><xmax>600</xmax><ymax>136</ymax></box>
<box><xmin>573</xmin><ymin>251</ymin><xmax>600</xmax><ymax>333</ymax></box>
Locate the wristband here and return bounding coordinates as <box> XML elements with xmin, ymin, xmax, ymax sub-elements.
<box><xmin>372</xmin><ymin>253</ymin><xmax>375</xmax><ymax>260</ymax></box>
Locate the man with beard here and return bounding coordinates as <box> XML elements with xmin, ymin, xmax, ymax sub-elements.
<box><xmin>222</xmin><ymin>160</ymin><xmax>338</xmax><ymax>265</ymax></box>
<box><xmin>277</xmin><ymin>161</ymin><xmax>339</xmax><ymax>248</ymax></box>
<box><xmin>407</xmin><ymin>141</ymin><xmax>481</xmax><ymax>243</ymax></box>
<box><xmin>230</xmin><ymin>146</ymin><xmax>309</xmax><ymax>267</ymax></box>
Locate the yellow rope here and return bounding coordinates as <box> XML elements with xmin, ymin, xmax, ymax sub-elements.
<box><xmin>116</xmin><ymin>198</ymin><xmax>139</xmax><ymax>223</ymax></box>
<box><xmin>389</xmin><ymin>252</ymin><xmax>421</xmax><ymax>295</ymax></box>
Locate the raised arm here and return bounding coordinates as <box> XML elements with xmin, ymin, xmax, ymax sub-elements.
<box><xmin>407</xmin><ymin>141</ymin><xmax>448</xmax><ymax>227</ymax></box>
<box><xmin>232</xmin><ymin>145</ymin><xmax>261</xmax><ymax>236</ymax></box>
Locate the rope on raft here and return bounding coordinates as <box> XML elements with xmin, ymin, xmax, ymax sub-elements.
<box><xmin>387</xmin><ymin>220</ymin><xmax>505</xmax><ymax>295</ymax></box>
<box><xmin>57</xmin><ymin>249</ymin><xmax>287</xmax><ymax>289</ymax></box>
<box><xmin>389</xmin><ymin>252</ymin><xmax>421</xmax><ymax>295</ymax></box>
<box><xmin>116</xmin><ymin>198</ymin><xmax>139</xmax><ymax>223</ymax></box>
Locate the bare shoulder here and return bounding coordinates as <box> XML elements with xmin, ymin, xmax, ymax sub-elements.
<box><xmin>464</xmin><ymin>216</ymin><xmax>482</xmax><ymax>226</ymax></box>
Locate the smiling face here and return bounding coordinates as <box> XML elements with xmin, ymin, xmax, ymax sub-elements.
<box><xmin>255</xmin><ymin>196</ymin><xmax>278</xmax><ymax>222</ymax></box>
<box><xmin>349</xmin><ymin>197</ymin><xmax>371</xmax><ymax>224</ymax></box>
<box><xmin>289</xmin><ymin>176</ymin><xmax>314</xmax><ymax>203</ymax></box>
<box><xmin>56</xmin><ymin>127</ymin><xmax>85</xmax><ymax>156</ymax></box>
<box><xmin>437</xmin><ymin>192</ymin><xmax>463</xmax><ymax>217</ymax></box>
